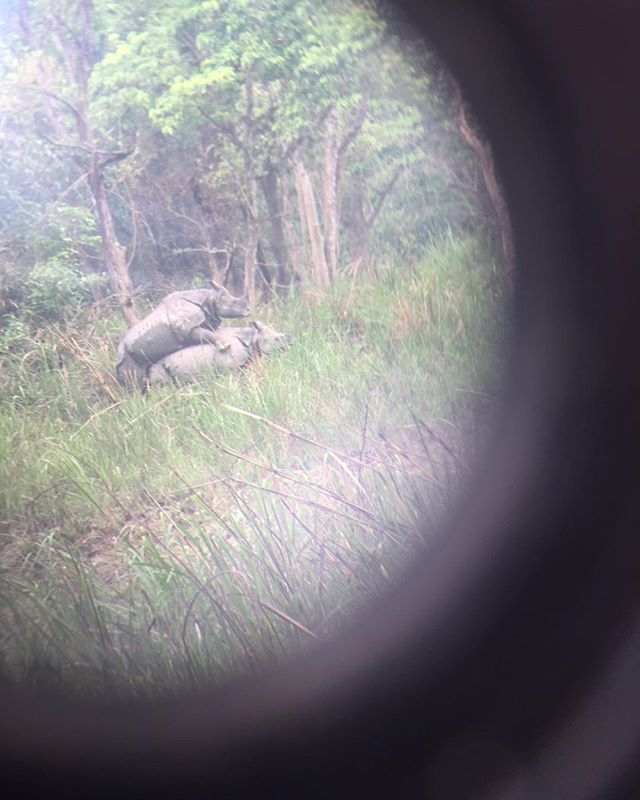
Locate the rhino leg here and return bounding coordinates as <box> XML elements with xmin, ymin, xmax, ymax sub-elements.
<box><xmin>189</xmin><ymin>326</ymin><xmax>226</xmax><ymax>346</ymax></box>
<box><xmin>146</xmin><ymin>362</ymin><xmax>173</xmax><ymax>387</ymax></box>
<box><xmin>116</xmin><ymin>352</ymin><xmax>149</xmax><ymax>391</ymax></box>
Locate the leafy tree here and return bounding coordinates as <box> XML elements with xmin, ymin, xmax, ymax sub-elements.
<box><xmin>1</xmin><ymin>0</ymin><xmax>139</xmax><ymax>324</ymax></box>
<box><xmin>0</xmin><ymin>0</ymin><xmax>507</xmax><ymax>320</ymax></box>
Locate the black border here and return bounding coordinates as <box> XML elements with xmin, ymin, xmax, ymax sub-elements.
<box><xmin>3</xmin><ymin>1</ymin><xmax>640</xmax><ymax>797</ymax></box>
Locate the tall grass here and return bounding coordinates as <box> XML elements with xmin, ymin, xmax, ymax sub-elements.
<box><xmin>0</xmin><ymin>236</ymin><xmax>504</xmax><ymax>697</ymax></box>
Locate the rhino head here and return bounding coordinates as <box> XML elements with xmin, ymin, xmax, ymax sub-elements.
<box><xmin>208</xmin><ymin>281</ymin><xmax>251</xmax><ymax>319</ymax></box>
<box><xmin>249</xmin><ymin>320</ymin><xmax>291</xmax><ymax>354</ymax></box>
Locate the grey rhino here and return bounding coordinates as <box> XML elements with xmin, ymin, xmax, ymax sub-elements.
<box><xmin>147</xmin><ymin>321</ymin><xmax>290</xmax><ymax>387</ymax></box>
<box><xmin>116</xmin><ymin>283</ymin><xmax>250</xmax><ymax>389</ymax></box>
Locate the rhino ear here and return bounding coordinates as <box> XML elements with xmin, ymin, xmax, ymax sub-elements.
<box><xmin>252</xmin><ymin>320</ymin><xmax>264</xmax><ymax>331</ymax></box>
<box><xmin>218</xmin><ymin>342</ymin><xmax>231</xmax><ymax>353</ymax></box>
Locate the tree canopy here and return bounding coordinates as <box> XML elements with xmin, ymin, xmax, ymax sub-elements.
<box><xmin>0</xmin><ymin>0</ymin><xmax>506</xmax><ymax>324</ymax></box>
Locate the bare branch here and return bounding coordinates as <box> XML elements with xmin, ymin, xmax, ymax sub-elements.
<box><xmin>38</xmin><ymin>133</ymin><xmax>132</xmax><ymax>168</ymax></box>
<box><xmin>366</xmin><ymin>166</ymin><xmax>404</xmax><ymax>228</ymax></box>
<box><xmin>166</xmin><ymin>204</ymin><xmax>208</xmax><ymax>230</ymax></box>
<box><xmin>338</xmin><ymin>103</ymin><xmax>368</xmax><ymax>161</ymax></box>
<box><xmin>197</xmin><ymin>107</ymin><xmax>248</xmax><ymax>154</ymax></box>
<box><xmin>36</xmin><ymin>170</ymin><xmax>91</xmax><ymax>221</ymax></box>
<box><xmin>38</xmin><ymin>133</ymin><xmax>92</xmax><ymax>155</ymax></box>
<box><xmin>98</xmin><ymin>149</ymin><xmax>133</xmax><ymax>169</ymax></box>
<box><xmin>40</xmin><ymin>89</ymin><xmax>83</xmax><ymax>125</ymax></box>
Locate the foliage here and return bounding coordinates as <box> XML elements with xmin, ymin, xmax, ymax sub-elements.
<box><xmin>24</xmin><ymin>253</ymin><xmax>101</xmax><ymax>322</ymax></box>
<box><xmin>0</xmin><ymin>0</ymin><xmax>495</xmax><ymax>303</ymax></box>
<box><xmin>0</xmin><ymin>314</ymin><xmax>31</xmax><ymax>355</ymax></box>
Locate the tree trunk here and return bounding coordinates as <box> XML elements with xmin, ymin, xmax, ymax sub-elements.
<box><xmin>451</xmin><ymin>79</ymin><xmax>516</xmax><ymax>276</ymax></box>
<box><xmin>348</xmin><ymin>177</ymin><xmax>369</xmax><ymax>277</ymax></box>
<box><xmin>294</xmin><ymin>153</ymin><xmax>330</xmax><ymax>288</ymax></box>
<box><xmin>256</xmin><ymin>240</ymin><xmax>274</xmax><ymax>300</ymax></box>
<box><xmin>243</xmin><ymin>174</ymin><xmax>259</xmax><ymax>306</ymax></box>
<box><xmin>242</xmin><ymin>75</ymin><xmax>259</xmax><ymax>306</ymax></box>
<box><xmin>77</xmin><ymin>0</ymin><xmax>139</xmax><ymax>322</ymax></box>
<box><xmin>293</xmin><ymin>160</ymin><xmax>310</xmax><ymax>282</ymax></box>
<box><xmin>203</xmin><ymin>229</ymin><xmax>223</xmax><ymax>286</ymax></box>
<box><xmin>34</xmin><ymin>0</ymin><xmax>140</xmax><ymax>327</ymax></box>
<box><xmin>260</xmin><ymin>162</ymin><xmax>291</xmax><ymax>294</ymax></box>
<box><xmin>281</xmin><ymin>176</ymin><xmax>302</xmax><ymax>285</ymax></box>
<box><xmin>207</xmin><ymin>246</ymin><xmax>223</xmax><ymax>286</ymax></box>
<box><xmin>89</xmin><ymin>166</ymin><xmax>139</xmax><ymax>326</ymax></box>
<box><xmin>347</xmin><ymin>169</ymin><xmax>402</xmax><ymax>276</ymax></box>
<box><xmin>322</xmin><ymin>106</ymin><xmax>339</xmax><ymax>283</ymax></box>
<box><xmin>78</xmin><ymin>250</ymin><xmax>103</xmax><ymax>303</ymax></box>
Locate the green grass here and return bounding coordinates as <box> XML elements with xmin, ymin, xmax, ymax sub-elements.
<box><xmin>0</xmin><ymin>235</ymin><xmax>505</xmax><ymax>698</ymax></box>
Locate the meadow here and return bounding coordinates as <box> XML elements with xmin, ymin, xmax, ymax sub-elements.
<box><xmin>0</xmin><ymin>235</ymin><xmax>504</xmax><ymax>698</ymax></box>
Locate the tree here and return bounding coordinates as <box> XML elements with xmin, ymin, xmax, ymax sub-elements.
<box><xmin>96</xmin><ymin>0</ymin><xmax>407</xmax><ymax>294</ymax></box>
<box><xmin>0</xmin><ymin>0</ymin><xmax>504</xmax><ymax>317</ymax></box>
<box><xmin>4</xmin><ymin>0</ymin><xmax>141</xmax><ymax>324</ymax></box>
<box><xmin>450</xmin><ymin>77</ymin><xmax>515</xmax><ymax>277</ymax></box>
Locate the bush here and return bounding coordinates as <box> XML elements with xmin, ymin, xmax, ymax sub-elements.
<box><xmin>0</xmin><ymin>315</ymin><xmax>31</xmax><ymax>355</ymax></box>
<box><xmin>24</xmin><ymin>253</ymin><xmax>101</xmax><ymax>322</ymax></box>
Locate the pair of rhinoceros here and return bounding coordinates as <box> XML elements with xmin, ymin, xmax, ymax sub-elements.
<box><xmin>116</xmin><ymin>283</ymin><xmax>290</xmax><ymax>390</ymax></box>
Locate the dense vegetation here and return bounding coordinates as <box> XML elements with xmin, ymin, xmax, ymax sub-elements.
<box><xmin>0</xmin><ymin>0</ymin><xmax>507</xmax><ymax>319</ymax></box>
<box><xmin>0</xmin><ymin>0</ymin><xmax>508</xmax><ymax>697</ymax></box>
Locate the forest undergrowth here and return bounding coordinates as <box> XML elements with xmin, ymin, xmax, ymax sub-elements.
<box><xmin>0</xmin><ymin>236</ymin><xmax>504</xmax><ymax>698</ymax></box>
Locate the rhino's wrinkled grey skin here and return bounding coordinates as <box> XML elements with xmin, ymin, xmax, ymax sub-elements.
<box><xmin>116</xmin><ymin>283</ymin><xmax>250</xmax><ymax>388</ymax></box>
<box><xmin>147</xmin><ymin>321</ymin><xmax>290</xmax><ymax>387</ymax></box>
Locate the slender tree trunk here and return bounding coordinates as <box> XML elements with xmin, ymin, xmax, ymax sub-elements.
<box><xmin>243</xmin><ymin>172</ymin><xmax>259</xmax><ymax>306</ymax></box>
<box><xmin>451</xmin><ymin>79</ymin><xmax>515</xmax><ymax>276</ymax></box>
<box><xmin>89</xmin><ymin>166</ymin><xmax>139</xmax><ymax>326</ymax></box>
<box><xmin>242</xmin><ymin>75</ymin><xmax>259</xmax><ymax>306</ymax></box>
<box><xmin>256</xmin><ymin>239</ymin><xmax>274</xmax><ymax>301</ymax></box>
<box><xmin>281</xmin><ymin>176</ymin><xmax>302</xmax><ymax>285</ymax></box>
<box><xmin>241</xmin><ymin>138</ymin><xmax>259</xmax><ymax>301</ymax></box>
<box><xmin>77</xmin><ymin>0</ymin><xmax>138</xmax><ymax>321</ymax></box>
<box><xmin>293</xmin><ymin>160</ymin><xmax>310</xmax><ymax>281</ymax></box>
<box><xmin>260</xmin><ymin>162</ymin><xmax>291</xmax><ymax>294</ymax></box>
<box><xmin>208</xmin><ymin>253</ymin><xmax>222</xmax><ymax>285</ymax></box>
<box><xmin>348</xmin><ymin>177</ymin><xmax>369</xmax><ymax>277</ymax></box>
<box><xmin>33</xmin><ymin>0</ymin><xmax>140</xmax><ymax>326</ymax></box>
<box><xmin>78</xmin><ymin>250</ymin><xmax>103</xmax><ymax>303</ymax></box>
<box><xmin>347</xmin><ymin>169</ymin><xmax>402</xmax><ymax>276</ymax></box>
<box><xmin>190</xmin><ymin>172</ymin><xmax>223</xmax><ymax>285</ymax></box>
<box><xmin>294</xmin><ymin>153</ymin><xmax>330</xmax><ymax>288</ymax></box>
<box><xmin>322</xmin><ymin>106</ymin><xmax>339</xmax><ymax>283</ymax></box>
<box><xmin>203</xmin><ymin>232</ymin><xmax>223</xmax><ymax>285</ymax></box>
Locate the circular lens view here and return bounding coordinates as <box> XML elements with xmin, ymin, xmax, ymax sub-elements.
<box><xmin>0</xmin><ymin>0</ymin><xmax>509</xmax><ymax>698</ymax></box>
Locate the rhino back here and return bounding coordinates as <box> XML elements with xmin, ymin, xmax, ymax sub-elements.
<box><xmin>160</xmin><ymin>291</ymin><xmax>212</xmax><ymax>342</ymax></box>
<box><xmin>121</xmin><ymin>292</ymin><xmax>213</xmax><ymax>363</ymax></box>
<box><xmin>208</xmin><ymin>326</ymin><xmax>253</xmax><ymax>348</ymax></box>
<box><xmin>156</xmin><ymin>342</ymin><xmax>247</xmax><ymax>383</ymax></box>
<box><xmin>120</xmin><ymin>307</ymin><xmax>183</xmax><ymax>363</ymax></box>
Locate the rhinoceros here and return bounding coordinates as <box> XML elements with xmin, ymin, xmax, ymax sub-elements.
<box><xmin>146</xmin><ymin>321</ymin><xmax>290</xmax><ymax>387</ymax></box>
<box><xmin>116</xmin><ymin>283</ymin><xmax>250</xmax><ymax>389</ymax></box>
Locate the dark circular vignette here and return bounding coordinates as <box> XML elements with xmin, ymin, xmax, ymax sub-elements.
<box><xmin>3</xmin><ymin>1</ymin><xmax>640</xmax><ymax>798</ymax></box>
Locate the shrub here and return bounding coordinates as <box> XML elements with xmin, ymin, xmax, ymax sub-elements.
<box><xmin>0</xmin><ymin>315</ymin><xmax>31</xmax><ymax>355</ymax></box>
<box><xmin>24</xmin><ymin>253</ymin><xmax>101</xmax><ymax>322</ymax></box>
